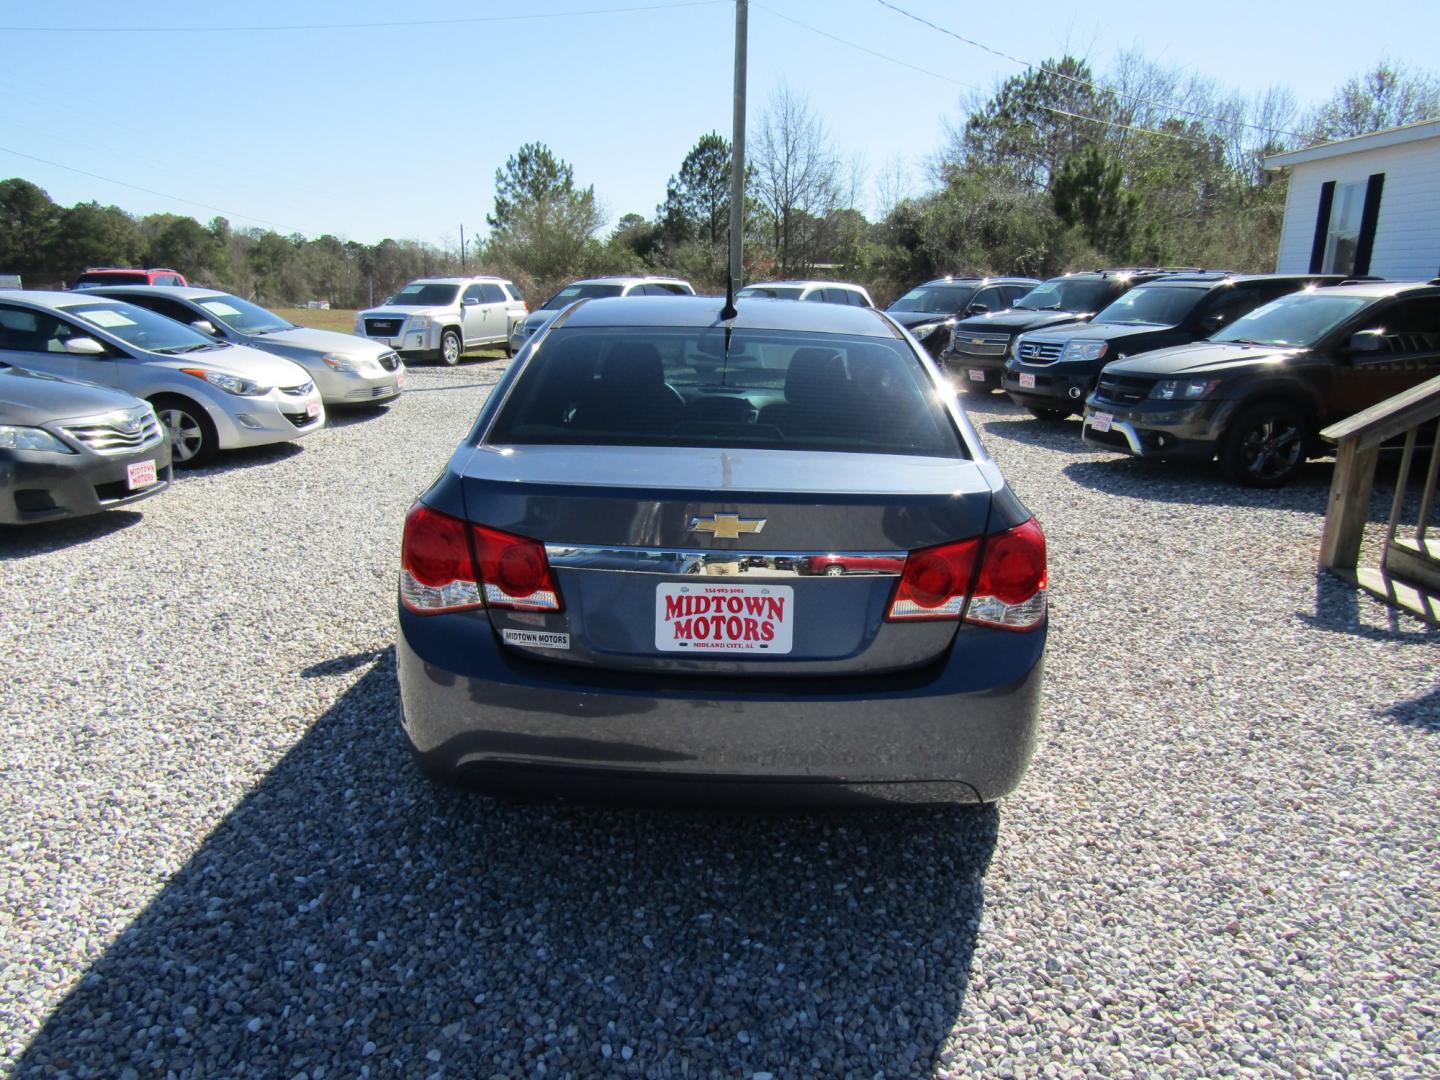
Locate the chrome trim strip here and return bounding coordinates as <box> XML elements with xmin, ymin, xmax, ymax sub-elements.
<box><xmin>544</xmin><ymin>544</ymin><xmax>907</xmax><ymax>577</ymax></box>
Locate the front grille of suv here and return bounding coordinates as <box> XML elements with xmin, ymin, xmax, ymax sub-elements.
<box><xmin>366</xmin><ymin>318</ymin><xmax>403</xmax><ymax>337</ymax></box>
<box><xmin>62</xmin><ymin>409</ymin><xmax>164</xmax><ymax>455</ymax></box>
<box><xmin>951</xmin><ymin>332</ymin><xmax>1011</xmax><ymax>357</ymax></box>
<box><xmin>1016</xmin><ymin>340</ymin><xmax>1063</xmax><ymax>364</ymax></box>
<box><xmin>1093</xmin><ymin>374</ymin><xmax>1153</xmax><ymax>406</ymax></box>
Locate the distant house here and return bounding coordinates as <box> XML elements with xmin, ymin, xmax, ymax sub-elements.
<box><xmin>1265</xmin><ymin>118</ymin><xmax>1440</xmax><ymax>280</ymax></box>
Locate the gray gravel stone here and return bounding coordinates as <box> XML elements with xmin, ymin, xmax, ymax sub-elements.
<box><xmin>0</xmin><ymin>368</ymin><xmax>1435</xmax><ymax>1077</ymax></box>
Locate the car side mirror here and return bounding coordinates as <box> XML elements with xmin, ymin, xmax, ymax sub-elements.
<box><xmin>1347</xmin><ymin>329</ymin><xmax>1387</xmax><ymax>355</ymax></box>
<box><xmin>190</xmin><ymin>319</ymin><xmax>219</xmax><ymax>336</ymax></box>
<box><xmin>462</xmin><ymin>296</ymin><xmax>479</xmax><ymax>307</ymax></box>
<box><xmin>63</xmin><ymin>336</ymin><xmax>106</xmax><ymax>356</ymax></box>
<box><xmin>967</xmin><ymin>303</ymin><xmax>988</xmax><ymax>315</ymax></box>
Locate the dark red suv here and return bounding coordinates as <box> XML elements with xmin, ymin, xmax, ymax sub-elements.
<box><xmin>71</xmin><ymin>268</ymin><xmax>187</xmax><ymax>289</ymax></box>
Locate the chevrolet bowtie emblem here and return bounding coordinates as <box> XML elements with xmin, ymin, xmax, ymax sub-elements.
<box><xmin>689</xmin><ymin>513</ymin><xmax>766</xmax><ymax>540</ymax></box>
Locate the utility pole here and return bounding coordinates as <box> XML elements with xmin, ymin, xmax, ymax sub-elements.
<box><xmin>459</xmin><ymin>223</ymin><xmax>467</xmax><ymax>273</ymax></box>
<box><xmin>722</xmin><ymin>0</ymin><xmax>747</xmax><ymax>319</ymax></box>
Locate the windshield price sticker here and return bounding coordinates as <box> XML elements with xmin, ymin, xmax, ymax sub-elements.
<box><xmin>656</xmin><ymin>582</ymin><xmax>794</xmax><ymax>654</ymax></box>
<box><xmin>1090</xmin><ymin>412</ymin><xmax>1114</xmax><ymax>433</ymax></box>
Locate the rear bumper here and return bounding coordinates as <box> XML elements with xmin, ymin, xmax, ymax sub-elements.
<box><xmin>396</xmin><ymin>608</ymin><xmax>1045</xmax><ymax>804</ymax></box>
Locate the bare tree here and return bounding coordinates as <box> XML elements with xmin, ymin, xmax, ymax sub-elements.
<box><xmin>750</xmin><ymin>84</ymin><xmax>845</xmax><ymax>275</ymax></box>
<box><xmin>1305</xmin><ymin>59</ymin><xmax>1440</xmax><ymax>143</ymax></box>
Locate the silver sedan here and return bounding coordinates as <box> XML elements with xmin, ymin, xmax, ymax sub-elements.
<box><xmin>84</xmin><ymin>286</ymin><xmax>405</xmax><ymax>407</ymax></box>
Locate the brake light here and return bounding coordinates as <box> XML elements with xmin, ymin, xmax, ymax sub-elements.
<box><xmin>399</xmin><ymin>506</ymin><xmax>562</xmax><ymax>614</ymax></box>
<box><xmin>886</xmin><ymin>518</ymin><xmax>1047</xmax><ymax>630</ymax></box>
<box><xmin>400</xmin><ymin>504</ymin><xmax>482</xmax><ymax>613</ymax></box>
<box><xmin>470</xmin><ymin>524</ymin><xmax>562</xmax><ymax>611</ymax></box>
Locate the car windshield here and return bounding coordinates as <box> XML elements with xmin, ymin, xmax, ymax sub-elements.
<box><xmin>487</xmin><ymin>326</ymin><xmax>964</xmax><ymax>458</ymax></box>
<box><xmin>1014</xmin><ymin>278</ymin><xmax>1117</xmax><ymax>312</ymax></box>
<box><xmin>887</xmin><ymin>284</ymin><xmax>977</xmax><ymax>314</ymax></box>
<box><xmin>197</xmin><ymin>294</ymin><xmax>294</xmax><ymax>335</ymax></box>
<box><xmin>1210</xmin><ymin>293</ymin><xmax>1375</xmax><ymax>348</ymax></box>
<box><xmin>390</xmin><ymin>283</ymin><xmax>460</xmax><ymax>306</ymax></box>
<box><xmin>541</xmin><ymin>283</ymin><xmax>624</xmax><ymax>310</ymax></box>
<box><xmin>65</xmin><ymin>301</ymin><xmax>222</xmax><ymax>354</ymax></box>
<box><xmin>1093</xmin><ymin>286</ymin><xmax>1207</xmax><ymax>326</ymax></box>
<box><xmin>737</xmin><ymin>286</ymin><xmax>805</xmax><ymax>300</ymax></box>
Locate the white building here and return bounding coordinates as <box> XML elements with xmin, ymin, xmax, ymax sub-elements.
<box><xmin>1265</xmin><ymin>118</ymin><xmax>1440</xmax><ymax>281</ymax></box>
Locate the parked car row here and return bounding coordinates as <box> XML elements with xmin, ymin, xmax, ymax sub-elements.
<box><xmin>930</xmin><ymin>268</ymin><xmax>1440</xmax><ymax>487</ymax></box>
<box><xmin>0</xmin><ymin>287</ymin><xmax>405</xmax><ymax>524</ymax></box>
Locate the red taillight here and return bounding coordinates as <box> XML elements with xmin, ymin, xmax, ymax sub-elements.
<box><xmin>886</xmin><ymin>518</ymin><xmax>1047</xmax><ymax>630</ymax></box>
<box><xmin>400</xmin><ymin>506</ymin><xmax>562</xmax><ymax>614</ymax></box>
<box><xmin>471</xmin><ymin>524</ymin><xmax>562</xmax><ymax>611</ymax></box>
<box><xmin>887</xmin><ymin>538</ymin><xmax>980</xmax><ymax>620</ymax></box>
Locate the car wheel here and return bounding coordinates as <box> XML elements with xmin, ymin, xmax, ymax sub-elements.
<box><xmin>152</xmin><ymin>395</ymin><xmax>218</xmax><ymax>468</ymax></box>
<box><xmin>1026</xmin><ymin>405</ymin><xmax>1071</xmax><ymax>421</ymax></box>
<box><xmin>1220</xmin><ymin>400</ymin><xmax>1307</xmax><ymax>487</ymax></box>
<box><xmin>440</xmin><ymin>329</ymin><xmax>462</xmax><ymax>366</ymax></box>
<box><xmin>824</xmin><ymin>565</ymin><xmax>845</xmax><ymax>576</ymax></box>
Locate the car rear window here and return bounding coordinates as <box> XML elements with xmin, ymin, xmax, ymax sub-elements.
<box><xmin>486</xmin><ymin>326</ymin><xmax>965</xmax><ymax>458</ymax></box>
<box><xmin>1093</xmin><ymin>285</ymin><xmax>1208</xmax><ymax>326</ymax></box>
<box><xmin>74</xmin><ymin>272</ymin><xmax>149</xmax><ymax>286</ymax></box>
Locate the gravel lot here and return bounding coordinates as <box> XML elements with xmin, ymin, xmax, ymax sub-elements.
<box><xmin>1</xmin><ymin>364</ymin><xmax>1436</xmax><ymax>1078</ymax></box>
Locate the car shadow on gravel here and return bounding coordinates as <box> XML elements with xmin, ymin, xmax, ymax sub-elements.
<box><xmin>13</xmin><ymin>650</ymin><xmax>999</xmax><ymax>1078</ymax></box>
<box><xmin>322</xmin><ymin>405</ymin><xmax>395</xmax><ymax>429</ymax></box>
<box><xmin>0</xmin><ymin>510</ymin><xmax>146</xmax><ymax>558</ymax></box>
<box><xmin>1061</xmin><ymin>456</ymin><xmax>1336</xmax><ymax>510</ymax></box>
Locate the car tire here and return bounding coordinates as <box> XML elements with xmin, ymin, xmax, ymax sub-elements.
<box><xmin>1220</xmin><ymin>400</ymin><xmax>1308</xmax><ymax>487</ymax></box>
<box><xmin>439</xmin><ymin>329</ymin><xmax>462</xmax><ymax>366</ymax></box>
<box><xmin>151</xmin><ymin>394</ymin><xmax>219</xmax><ymax>468</ymax></box>
<box><xmin>1026</xmin><ymin>405</ymin><xmax>1071</xmax><ymax>421</ymax></box>
<box><xmin>824</xmin><ymin>565</ymin><xmax>845</xmax><ymax>576</ymax></box>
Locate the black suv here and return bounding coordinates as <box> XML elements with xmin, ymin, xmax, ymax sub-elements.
<box><xmin>1003</xmin><ymin>274</ymin><xmax>1344</xmax><ymax>419</ymax></box>
<box><xmin>885</xmin><ymin>276</ymin><xmax>1038</xmax><ymax>356</ymax></box>
<box><xmin>1082</xmin><ymin>280</ymin><xmax>1440</xmax><ymax>486</ymax></box>
<box><xmin>943</xmin><ymin>269</ymin><xmax>1182</xmax><ymax>392</ymax></box>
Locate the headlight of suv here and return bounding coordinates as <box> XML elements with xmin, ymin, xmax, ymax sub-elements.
<box><xmin>320</xmin><ymin>354</ymin><xmax>360</xmax><ymax>373</ymax></box>
<box><xmin>408</xmin><ymin>315</ymin><xmax>432</xmax><ymax>332</ymax></box>
<box><xmin>1152</xmin><ymin>378</ymin><xmax>1222</xmax><ymax>401</ymax></box>
<box><xmin>907</xmin><ymin>321</ymin><xmax>944</xmax><ymax>340</ymax></box>
<box><xmin>1060</xmin><ymin>339</ymin><xmax>1109</xmax><ymax>362</ymax></box>
<box><xmin>180</xmin><ymin>368</ymin><xmax>271</xmax><ymax>396</ymax></box>
<box><xmin>0</xmin><ymin>425</ymin><xmax>74</xmax><ymax>453</ymax></box>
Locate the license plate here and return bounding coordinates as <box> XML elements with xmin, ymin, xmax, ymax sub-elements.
<box><xmin>306</xmin><ymin>398</ymin><xmax>321</xmax><ymax>418</ymax></box>
<box><xmin>655</xmin><ymin>582</ymin><xmax>794</xmax><ymax>654</ymax></box>
<box><xmin>968</xmin><ymin>369</ymin><xmax>986</xmax><ymax>383</ymax></box>
<box><xmin>1019</xmin><ymin>373</ymin><xmax>1036</xmax><ymax>389</ymax></box>
<box><xmin>126</xmin><ymin>460</ymin><xmax>157</xmax><ymax>490</ymax></box>
<box><xmin>396</xmin><ymin>370</ymin><xmax>406</xmax><ymax>389</ymax></box>
<box><xmin>1090</xmin><ymin>411</ymin><xmax>1113</xmax><ymax>433</ymax></box>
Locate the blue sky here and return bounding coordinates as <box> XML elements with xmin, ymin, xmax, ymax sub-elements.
<box><xmin>1</xmin><ymin>0</ymin><xmax>1437</xmax><ymax>248</ymax></box>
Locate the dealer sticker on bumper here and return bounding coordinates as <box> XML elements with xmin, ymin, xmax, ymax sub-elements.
<box><xmin>501</xmin><ymin>628</ymin><xmax>570</xmax><ymax>650</ymax></box>
<box><xmin>1018</xmin><ymin>372</ymin><xmax>1036</xmax><ymax>389</ymax></box>
<box><xmin>656</xmin><ymin>582</ymin><xmax>794</xmax><ymax>654</ymax></box>
<box><xmin>968</xmin><ymin>369</ymin><xmax>986</xmax><ymax>382</ymax></box>
<box><xmin>1090</xmin><ymin>411</ymin><xmax>1114</xmax><ymax>432</ymax></box>
<box><xmin>126</xmin><ymin>460</ymin><xmax>157</xmax><ymax>490</ymax></box>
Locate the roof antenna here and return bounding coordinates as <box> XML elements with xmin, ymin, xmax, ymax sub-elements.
<box><xmin>720</xmin><ymin>0</ymin><xmax>747</xmax><ymax>322</ymax></box>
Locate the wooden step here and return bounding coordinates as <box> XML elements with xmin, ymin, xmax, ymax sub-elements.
<box><xmin>1356</xmin><ymin>566</ymin><xmax>1440</xmax><ymax>624</ymax></box>
<box><xmin>1386</xmin><ymin>535</ymin><xmax>1440</xmax><ymax>595</ymax></box>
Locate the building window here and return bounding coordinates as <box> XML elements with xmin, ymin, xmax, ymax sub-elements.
<box><xmin>1322</xmin><ymin>180</ymin><xmax>1365</xmax><ymax>274</ymax></box>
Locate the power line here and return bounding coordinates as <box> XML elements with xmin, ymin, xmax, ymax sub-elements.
<box><xmin>873</xmin><ymin>0</ymin><xmax>1304</xmax><ymax>141</ymax></box>
<box><xmin>0</xmin><ymin>0</ymin><xmax>726</xmax><ymax>33</ymax></box>
<box><xmin>0</xmin><ymin>144</ymin><xmax>298</xmax><ymax>233</ymax></box>
<box><xmin>752</xmin><ymin>3</ymin><xmax>1205</xmax><ymax>144</ymax></box>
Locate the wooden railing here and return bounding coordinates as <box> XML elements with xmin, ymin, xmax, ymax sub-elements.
<box><xmin>1318</xmin><ymin>372</ymin><xmax>1440</xmax><ymax>623</ymax></box>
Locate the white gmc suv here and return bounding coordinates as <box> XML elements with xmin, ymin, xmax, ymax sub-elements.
<box><xmin>356</xmin><ymin>277</ymin><xmax>527</xmax><ymax>365</ymax></box>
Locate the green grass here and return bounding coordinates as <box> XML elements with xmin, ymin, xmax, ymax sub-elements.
<box><xmin>283</xmin><ymin>307</ymin><xmax>361</xmax><ymax>334</ymax></box>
